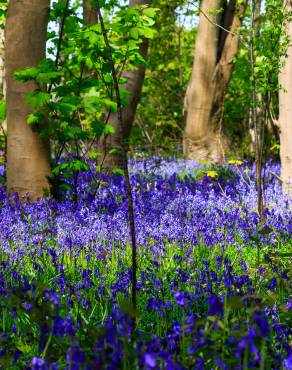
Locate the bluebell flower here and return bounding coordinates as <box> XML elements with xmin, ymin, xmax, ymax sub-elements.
<box><xmin>253</xmin><ymin>310</ymin><xmax>270</xmax><ymax>337</ymax></box>
<box><xmin>237</xmin><ymin>327</ymin><xmax>257</xmax><ymax>356</ymax></box>
<box><xmin>31</xmin><ymin>357</ymin><xmax>47</xmax><ymax>370</ymax></box>
<box><xmin>174</xmin><ymin>291</ymin><xmax>187</xmax><ymax>306</ymax></box>
<box><xmin>144</xmin><ymin>353</ymin><xmax>157</xmax><ymax>368</ymax></box>
<box><xmin>207</xmin><ymin>294</ymin><xmax>223</xmax><ymax>315</ymax></box>
<box><xmin>283</xmin><ymin>354</ymin><xmax>292</xmax><ymax>370</ymax></box>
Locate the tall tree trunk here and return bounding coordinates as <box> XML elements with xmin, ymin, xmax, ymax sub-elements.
<box><xmin>249</xmin><ymin>0</ymin><xmax>261</xmax><ymax>156</ymax></box>
<box><xmin>183</xmin><ymin>0</ymin><xmax>247</xmax><ymax>162</ymax></box>
<box><xmin>0</xmin><ymin>27</ymin><xmax>6</xmax><ymax>141</ymax></box>
<box><xmin>83</xmin><ymin>0</ymin><xmax>98</xmax><ymax>24</ymax></box>
<box><xmin>279</xmin><ymin>0</ymin><xmax>292</xmax><ymax>189</ymax></box>
<box><xmin>5</xmin><ymin>0</ymin><xmax>51</xmax><ymax>200</ymax></box>
<box><xmin>0</xmin><ymin>28</ymin><xmax>5</xmax><ymax>102</ymax></box>
<box><xmin>209</xmin><ymin>0</ymin><xmax>248</xmax><ymax>141</ymax></box>
<box><xmin>183</xmin><ymin>0</ymin><xmax>223</xmax><ymax>161</ymax></box>
<box><xmin>100</xmin><ymin>0</ymin><xmax>150</xmax><ymax>168</ymax></box>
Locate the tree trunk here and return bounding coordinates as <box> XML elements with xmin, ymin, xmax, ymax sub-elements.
<box><xmin>83</xmin><ymin>0</ymin><xmax>98</xmax><ymax>25</ymax></box>
<box><xmin>183</xmin><ymin>0</ymin><xmax>247</xmax><ymax>162</ymax></box>
<box><xmin>5</xmin><ymin>0</ymin><xmax>51</xmax><ymax>200</ymax></box>
<box><xmin>0</xmin><ymin>28</ymin><xmax>5</xmax><ymax>101</ymax></box>
<box><xmin>209</xmin><ymin>0</ymin><xmax>248</xmax><ymax>141</ymax></box>
<box><xmin>183</xmin><ymin>0</ymin><xmax>223</xmax><ymax>161</ymax></box>
<box><xmin>0</xmin><ymin>27</ymin><xmax>6</xmax><ymax>139</ymax></box>
<box><xmin>249</xmin><ymin>0</ymin><xmax>262</xmax><ymax>156</ymax></box>
<box><xmin>279</xmin><ymin>0</ymin><xmax>292</xmax><ymax>189</ymax></box>
<box><xmin>100</xmin><ymin>0</ymin><xmax>150</xmax><ymax>168</ymax></box>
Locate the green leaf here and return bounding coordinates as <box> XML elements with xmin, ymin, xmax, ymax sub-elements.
<box><xmin>103</xmin><ymin>124</ymin><xmax>115</xmax><ymax>135</ymax></box>
<box><xmin>52</xmin><ymin>163</ymin><xmax>69</xmax><ymax>176</ymax></box>
<box><xmin>141</xmin><ymin>27</ymin><xmax>155</xmax><ymax>39</ymax></box>
<box><xmin>27</xmin><ymin>112</ymin><xmax>45</xmax><ymax>125</ymax></box>
<box><xmin>25</xmin><ymin>91</ymin><xmax>50</xmax><ymax>109</ymax></box>
<box><xmin>104</xmin><ymin>73</ymin><xmax>113</xmax><ymax>83</ymax></box>
<box><xmin>15</xmin><ymin>338</ymin><xmax>32</xmax><ymax>354</ymax></box>
<box><xmin>119</xmin><ymin>87</ymin><xmax>129</xmax><ymax>106</ymax></box>
<box><xmin>142</xmin><ymin>7</ymin><xmax>158</xmax><ymax>18</ymax></box>
<box><xmin>60</xmin><ymin>182</ymin><xmax>73</xmax><ymax>191</ymax></box>
<box><xmin>0</xmin><ymin>99</ymin><xmax>6</xmax><ymax>121</ymax></box>
<box><xmin>90</xmin><ymin>121</ymin><xmax>103</xmax><ymax>137</ymax></box>
<box><xmin>83</xmin><ymin>87</ymin><xmax>101</xmax><ymax>114</ymax></box>
<box><xmin>14</xmin><ymin>67</ymin><xmax>38</xmax><ymax>82</ymax></box>
<box><xmin>36</xmin><ymin>71</ymin><xmax>61</xmax><ymax>84</ymax></box>
<box><xmin>70</xmin><ymin>159</ymin><xmax>90</xmax><ymax>172</ymax></box>
<box><xmin>130</xmin><ymin>27</ymin><xmax>139</xmax><ymax>39</ymax></box>
<box><xmin>89</xmin><ymin>150</ymin><xmax>102</xmax><ymax>159</ymax></box>
<box><xmin>278</xmin><ymin>252</ymin><xmax>292</xmax><ymax>258</ymax></box>
<box><xmin>103</xmin><ymin>98</ymin><xmax>117</xmax><ymax>112</ymax></box>
<box><xmin>112</xmin><ymin>168</ymin><xmax>124</xmax><ymax>176</ymax></box>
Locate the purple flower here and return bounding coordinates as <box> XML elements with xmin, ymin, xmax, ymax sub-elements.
<box><xmin>253</xmin><ymin>310</ymin><xmax>270</xmax><ymax>337</ymax></box>
<box><xmin>258</xmin><ymin>266</ymin><xmax>266</xmax><ymax>275</ymax></box>
<box><xmin>31</xmin><ymin>357</ymin><xmax>47</xmax><ymax>370</ymax></box>
<box><xmin>12</xmin><ymin>324</ymin><xmax>16</xmax><ymax>335</ymax></box>
<box><xmin>144</xmin><ymin>353</ymin><xmax>157</xmax><ymax>368</ymax></box>
<box><xmin>216</xmin><ymin>357</ymin><xmax>227</xmax><ymax>369</ymax></box>
<box><xmin>207</xmin><ymin>294</ymin><xmax>223</xmax><ymax>315</ymax></box>
<box><xmin>283</xmin><ymin>354</ymin><xmax>292</xmax><ymax>370</ymax></box>
<box><xmin>45</xmin><ymin>290</ymin><xmax>59</xmax><ymax>305</ymax></box>
<box><xmin>65</xmin><ymin>315</ymin><xmax>76</xmax><ymax>336</ymax></box>
<box><xmin>174</xmin><ymin>291</ymin><xmax>187</xmax><ymax>306</ymax></box>
<box><xmin>23</xmin><ymin>302</ymin><xmax>32</xmax><ymax>311</ymax></box>
<box><xmin>237</xmin><ymin>327</ymin><xmax>257</xmax><ymax>356</ymax></box>
<box><xmin>239</xmin><ymin>259</ymin><xmax>247</xmax><ymax>271</ymax></box>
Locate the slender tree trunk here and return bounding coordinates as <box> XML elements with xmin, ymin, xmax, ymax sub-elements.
<box><xmin>183</xmin><ymin>0</ymin><xmax>247</xmax><ymax>162</ymax></box>
<box><xmin>83</xmin><ymin>0</ymin><xmax>98</xmax><ymax>24</ymax></box>
<box><xmin>279</xmin><ymin>0</ymin><xmax>292</xmax><ymax>190</ymax></box>
<box><xmin>5</xmin><ymin>0</ymin><xmax>51</xmax><ymax>200</ymax></box>
<box><xmin>0</xmin><ymin>27</ymin><xmax>6</xmax><ymax>141</ymax></box>
<box><xmin>100</xmin><ymin>0</ymin><xmax>150</xmax><ymax>168</ymax></box>
<box><xmin>249</xmin><ymin>0</ymin><xmax>261</xmax><ymax>156</ymax></box>
<box><xmin>0</xmin><ymin>28</ymin><xmax>5</xmax><ymax>102</ymax></box>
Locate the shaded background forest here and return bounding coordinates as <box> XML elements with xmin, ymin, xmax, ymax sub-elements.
<box><xmin>0</xmin><ymin>0</ymin><xmax>291</xmax><ymax>202</ymax></box>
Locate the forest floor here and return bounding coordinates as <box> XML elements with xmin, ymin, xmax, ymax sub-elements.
<box><xmin>0</xmin><ymin>158</ymin><xmax>291</xmax><ymax>369</ymax></box>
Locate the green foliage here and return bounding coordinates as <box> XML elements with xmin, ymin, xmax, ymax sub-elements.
<box><xmin>224</xmin><ymin>47</ymin><xmax>252</xmax><ymax>157</ymax></box>
<box><xmin>0</xmin><ymin>98</ymin><xmax>6</xmax><ymax>122</ymax></box>
<box><xmin>132</xmin><ymin>0</ymin><xmax>195</xmax><ymax>154</ymax></box>
<box><xmin>0</xmin><ymin>0</ymin><xmax>7</xmax><ymax>29</ymax></box>
<box><xmin>224</xmin><ymin>0</ymin><xmax>292</xmax><ymax>158</ymax></box>
<box><xmin>25</xmin><ymin>91</ymin><xmax>51</xmax><ymax>109</ymax></box>
<box><xmin>15</xmin><ymin>0</ymin><xmax>157</xmax><ymax>197</ymax></box>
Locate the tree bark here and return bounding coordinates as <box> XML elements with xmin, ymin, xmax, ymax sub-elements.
<box><xmin>0</xmin><ymin>28</ymin><xmax>5</xmax><ymax>101</ymax></box>
<box><xmin>100</xmin><ymin>0</ymin><xmax>150</xmax><ymax>168</ymax></box>
<box><xmin>209</xmin><ymin>0</ymin><xmax>248</xmax><ymax>139</ymax></box>
<box><xmin>183</xmin><ymin>0</ymin><xmax>223</xmax><ymax>161</ymax></box>
<box><xmin>183</xmin><ymin>0</ymin><xmax>247</xmax><ymax>162</ymax></box>
<box><xmin>0</xmin><ymin>27</ymin><xmax>6</xmax><ymax>138</ymax></box>
<box><xmin>83</xmin><ymin>0</ymin><xmax>98</xmax><ymax>25</ymax></box>
<box><xmin>5</xmin><ymin>0</ymin><xmax>51</xmax><ymax>200</ymax></box>
<box><xmin>279</xmin><ymin>0</ymin><xmax>292</xmax><ymax>190</ymax></box>
<box><xmin>249</xmin><ymin>0</ymin><xmax>262</xmax><ymax>156</ymax></box>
